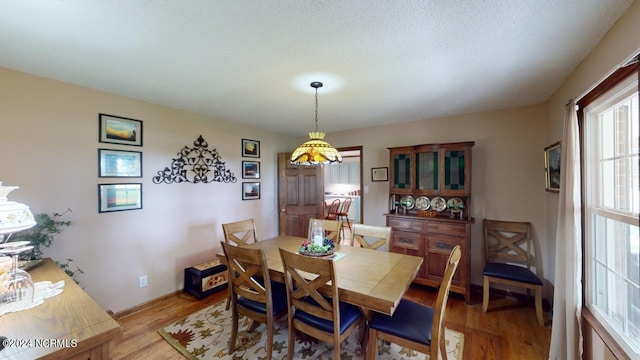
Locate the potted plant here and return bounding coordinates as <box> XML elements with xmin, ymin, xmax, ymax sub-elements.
<box><xmin>9</xmin><ymin>208</ymin><xmax>84</xmax><ymax>284</ymax></box>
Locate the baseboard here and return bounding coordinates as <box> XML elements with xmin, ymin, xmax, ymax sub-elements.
<box><xmin>111</xmin><ymin>290</ymin><xmax>182</xmax><ymax>320</ymax></box>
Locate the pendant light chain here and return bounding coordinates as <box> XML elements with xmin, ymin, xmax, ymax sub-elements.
<box><xmin>314</xmin><ymin>86</ymin><xmax>319</xmax><ymax>133</ymax></box>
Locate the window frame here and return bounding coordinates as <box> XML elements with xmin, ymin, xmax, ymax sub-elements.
<box><xmin>578</xmin><ymin>61</ymin><xmax>639</xmax><ymax>360</ymax></box>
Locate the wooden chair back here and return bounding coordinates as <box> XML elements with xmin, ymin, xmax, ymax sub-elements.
<box><xmin>432</xmin><ymin>245</ymin><xmax>462</xmax><ymax>358</ymax></box>
<box><xmin>324</xmin><ymin>199</ymin><xmax>341</xmax><ymax>220</ymax></box>
<box><xmin>222</xmin><ymin>218</ymin><xmax>257</xmax><ymax>246</ymax></box>
<box><xmin>279</xmin><ymin>248</ymin><xmax>338</xmax><ymax>326</ymax></box>
<box><xmin>307</xmin><ymin>218</ymin><xmax>342</xmax><ymax>244</ymax></box>
<box><xmin>351</xmin><ymin>223</ymin><xmax>392</xmax><ymax>251</ymax></box>
<box><xmin>367</xmin><ymin>245</ymin><xmax>461</xmax><ymax>360</ymax></box>
<box><xmin>221</xmin><ymin>241</ymin><xmax>270</xmax><ymax>307</ymax></box>
<box><xmin>484</xmin><ymin>219</ymin><xmax>532</xmax><ymax>269</ymax></box>
<box><xmin>221</xmin><ymin>241</ymin><xmax>286</xmax><ymax>359</ymax></box>
<box><xmin>279</xmin><ymin>248</ymin><xmax>364</xmax><ymax>359</ymax></box>
<box><xmin>337</xmin><ymin>198</ymin><xmax>352</xmax><ymax>217</ymax></box>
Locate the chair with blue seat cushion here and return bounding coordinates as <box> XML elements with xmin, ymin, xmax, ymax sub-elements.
<box><xmin>481</xmin><ymin>219</ymin><xmax>545</xmax><ymax>326</ymax></box>
<box><xmin>278</xmin><ymin>248</ymin><xmax>365</xmax><ymax>360</ymax></box>
<box><xmin>222</xmin><ymin>218</ymin><xmax>259</xmax><ymax>310</ymax></box>
<box><xmin>367</xmin><ymin>245</ymin><xmax>461</xmax><ymax>360</ymax></box>
<box><xmin>221</xmin><ymin>241</ymin><xmax>287</xmax><ymax>360</ymax></box>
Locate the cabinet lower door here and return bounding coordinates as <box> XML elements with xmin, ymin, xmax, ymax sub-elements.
<box><xmin>390</xmin><ymin>230</ymin><xmax>425</xmax><ymax>278</ymax></box>
<box><xmin>425</xmin><ymin>233</ymin><xmax>464</xmax><ymax>285</ymax></box>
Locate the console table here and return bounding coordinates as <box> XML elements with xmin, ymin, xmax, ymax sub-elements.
<box><xmin>0</xmin><ymin>258</ymin><xmax>121</xmax><ymax>359</ymax></box>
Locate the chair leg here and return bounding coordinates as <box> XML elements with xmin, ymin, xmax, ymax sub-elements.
<box><xmin>482</xmin><ymin>276</ymin><xmax>490</xmax><ymax>312</ymax></box>
<box><xmin>287</xmin><ymin>320</ymin><xmax>295</xmax><ymax>360</ymax></box>
<box><xmin>229</xmin><ymin>307</ymin><xmax>238</xmax><ymax>353</ymax></box>
<box><xmin>265</xmin><ymin>318</ymin><xmax>273</xmax><ymax>360</ymax></box>
<box><xmin>367</xmin><ymin>328</ymin><xmax>378</xmax><ymax>359</ymax></box>
<box><xmin>535</xmin><ymin>285</ymin><xmax>544</xmax><ymax>326</ymax></box>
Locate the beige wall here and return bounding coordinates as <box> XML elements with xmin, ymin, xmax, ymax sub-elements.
<box><xmin>322</xmin><ymin>104</ymin><xmax>550</xmax><ymax>293</ymax></box>
<box><xmin>0</xmin><ymin>67</ymin><xmax>293</xmax><ymax>312</ymax></box>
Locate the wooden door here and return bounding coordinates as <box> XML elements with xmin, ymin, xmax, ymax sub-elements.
<box><xmin>277</xmin><ymin>152</ymin><xmax>324</xmax><ymax>237</ymax></box>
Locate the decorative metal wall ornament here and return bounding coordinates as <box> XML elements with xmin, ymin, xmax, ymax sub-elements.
<box><xmin>153</xmin><ymin>135</ymin><xmax>237</xmax><ymax>184</ymax></box>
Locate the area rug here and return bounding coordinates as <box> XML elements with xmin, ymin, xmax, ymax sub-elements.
<box><xmin>159</xmin><ymin>300</ymin><xmax>464</xmax><ymax>360</ymax></box>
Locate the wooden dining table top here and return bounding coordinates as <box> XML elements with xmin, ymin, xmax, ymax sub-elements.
<box><xmin>217</xmin><ymin>235</ymin><xmax>423</xmax><ymax>316</ymax></box>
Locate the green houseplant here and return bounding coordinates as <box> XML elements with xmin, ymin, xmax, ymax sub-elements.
<box><xmin>9</xmin><ymin>208</ymin><xmax>84</xmax><ymax>284</ymax></box>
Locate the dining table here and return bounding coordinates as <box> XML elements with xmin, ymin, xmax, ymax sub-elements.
<box><xmin>217</xmin><ymin>235</ymin><xmax>423</xmax><ymax>316</ymax></box>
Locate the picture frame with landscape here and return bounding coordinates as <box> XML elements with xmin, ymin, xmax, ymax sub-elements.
<box><xmin>242</xmin><ymin>182</ymin><xmax>260</xmax><ymax>200</ymax></box>
<box><xmin>99</xmin><ymin>113</ymin><xmax>143</xmax><ymax>146</ymax></box>
<box><xmin>544</xmin><ymin>141</ymin><xmax>561</xmax><ymax>192</ymax></box>
<box><xmin>98</xmin><ymin>183</ymin><xmax>143</xmax><ymax>213</ymax></box>
<box><xmin>241</xmin><ymin>139</ymin><xmax>260</xmax><ymax>158</ymax></box>
<box><xmin>99</xmin><ymin>149</ymin><xmax>142</xmax><ymax>177</ymax></box>
<box><xmin>242</xmin><ymin>161</ymin><xmax>260</xmax><ymax>179</ymax></box>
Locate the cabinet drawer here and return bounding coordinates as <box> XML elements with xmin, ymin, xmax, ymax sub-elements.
<box><xmin>427</xmin><ymin>233</ymin><xmax>464</xmax><ymax>254</ymax></box>
<box><xmin>391</xmin><ymin>230</ymin><xmax>424</xmax><ymax>252</ymax></box>
<box><xmin>387</xmin><ymin>218</ymin><xmax>426</xmax><ymax>232</ymax></box>
<box><xmin>426</xmin><ymin>221</ymin><xmax>467</xmax><ymax>236</ymax></box>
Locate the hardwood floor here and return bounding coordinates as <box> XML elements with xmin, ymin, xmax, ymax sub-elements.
<box><xmin>111</xmin><ymin>284</ymin><xmax>551</xmax><ymax>359</ymax></box>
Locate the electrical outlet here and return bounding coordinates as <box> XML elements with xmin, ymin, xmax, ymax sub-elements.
<box><xmin>139</xmin><ymin>275</ymin><xmax>148</xmax><ymax>288</ymax></box>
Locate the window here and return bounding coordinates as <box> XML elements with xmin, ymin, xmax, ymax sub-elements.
<box><xmin>582</xmin><ymin>67</ymin><xmax>639</xmax><ymax>357</ymax></box>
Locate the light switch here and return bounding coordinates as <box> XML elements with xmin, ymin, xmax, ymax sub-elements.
<box><xmin>364</xmin><ymin>186</ymin><xmax>369</xmax><ymax>193</ymax></box>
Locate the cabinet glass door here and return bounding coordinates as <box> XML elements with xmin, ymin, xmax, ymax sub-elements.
<box><xmin>392</xmin><ymin>153</ymin><xmax>411</xmax><ymax>189</ymax></box>
<box><xmin>443</xmin><ymin>149</ymin><xmax>466</xmax><ymax>191</ymax></box>
<box><xmin>416</xmin><ymin>151</ymin><xmax>438</xmax><ymax>191</ymax></box>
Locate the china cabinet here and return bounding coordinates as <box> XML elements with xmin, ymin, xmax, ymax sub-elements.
<box><xmin>386</xmin><ymin>141</ymin><xmax>474</xmax><ymax>304</ymax></box>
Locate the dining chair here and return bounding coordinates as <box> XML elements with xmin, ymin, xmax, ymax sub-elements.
<box><xmin>335</xmin><ymin>198</ymin><xmax>352</xmax><ymax>238</ymax></box>
<box><xmin>482</xmin><ymin>219</ymin><xmax>544</xmax><ymax>326</ymax></box>
<box><xmin>221</xmin><ymin>218</ymin><xmax>259</xmax><ymax>309</ymax></box>
<box><xmin>278</xmin><ymin>248</ymin><xmax>365</xmax><ymax>360</ymax></box>
<box><xmin>221</xmin><ymin>241</ymin><xmax>288</xmax><ymax>360</ymax></box>
<box><xmin>307</xmin><ymin>218</ymin><xmax>342</xmax><ymax>244</ymax></box>
<box><xmin>222</xmin><ymin>218</ymin><xmax>257</xmax><ymax>246</ymax></box>
<box><xmin>350</xmin><ymin>223</ymin><xmax>392</xmax><ymax>251</ymax></box>
<box><xmin>367</xmin><ymin>245</ymin><xmax>461</xmax><ymax>360</ymax></box>
<box><xmin>324</xmin><ymin>199</ymin><xmax>341</xmax><ymax>220</ymax></box>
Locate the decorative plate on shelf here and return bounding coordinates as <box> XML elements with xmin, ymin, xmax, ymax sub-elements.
<box><xmin>446</xmin><ymin>198</ymin><xmax>464</xmax><ymax>212</ymax></box>
<box><xmin>415</xmin><ymin>196</ymin><xmax>431</xmax><ymax>210</ymax></box>
<box><xmin>399</xmin><ymin>195</ymin><xmax>415</xmax><ymax>210</ymax></box>
<box><xmin>430</xmin><ymin>196</ymin><xmax>447</xmax><ymax>212</ymax></box>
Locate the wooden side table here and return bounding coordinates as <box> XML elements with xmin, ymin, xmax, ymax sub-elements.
<box><xmin>0</xmin><ymin>258</ymin><xmax>121</xmax><ymax>359</ymax></box>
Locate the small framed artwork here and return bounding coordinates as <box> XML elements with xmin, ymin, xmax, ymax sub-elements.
<box><xmin>99</xmin><ymin>149</ymin><xmax>142</xmax><ymax>177</ymax></box>
<box><xmin>242</xmin><ymin>161</ymin><xmax>260</xmax><ymax>179</ymax></box>
<box><xmin>544</xmin><ymin>141</ymin><xmax>561</xmax><ymax>192</ymax></box>
<box><xmin>242</xmin><ymin>182</ymin><xmax>261</xmax><ymax>200</ymax></box>
<box><xmin>99</xmin><ymin>113</ymin><xmax>143</xmax><ymax>146</ymax></box>
<box><xmin>98</xmin><ymin>183</ymin><xmax>143</xmax><ymax>213</ymax></box>
<box><xmin>371</xmin><ymin>167</ymin><xmax>389</xmax><ymax>182</ymax></box>
<box><xmin>242</xmin><ymin>138</ymin><xmax>260</xmax><ymax>158</ymax></box>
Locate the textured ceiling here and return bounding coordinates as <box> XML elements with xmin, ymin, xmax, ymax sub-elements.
<box><xmin>0</xmin><ymin>1</ymin><xmax>634</xmax><ymax>136</ymax></box>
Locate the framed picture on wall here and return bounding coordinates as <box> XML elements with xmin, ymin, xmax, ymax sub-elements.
<box><xmin>98</xmin><ymin>149</ymin><xmax>142</xmax><ymax>177</ymax></box>
<box><xmin>242</xmin><ymin>182</ymin><xmax>260</xmax><ymax>200</ymax></box>
<box><xmin>371</xmin><ymin>167</ymin><xmax>389</xmax><ymax>182</ymax></box>
<box><xmin>242</xmin><ymin>161</ymin><xmax>260</xmax><ymax>179</ymax></box>
<box><xmin>242</xmin><ymin>139</ymin><xmax>260</xmax><ymax>158</ymax></box>
<box><xmin>544</xmin><ymin>141</ymin><xmax>561</xmax><ymax>192</ymax></box>
<box><xmin>98</xmin><ymin>183</ymin><xmax>143</xmax><ymax>213</ymax></box>
<box><xmin>99</xmin><ymin>113</ymin><xmax>143</xmax><ymax>146</ymax></box>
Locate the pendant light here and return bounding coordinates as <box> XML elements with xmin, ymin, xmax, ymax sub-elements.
<box><xmin>290</xmin><ymin>82</ymin><xmax>342</xmax><ymax>165</ymax></box>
